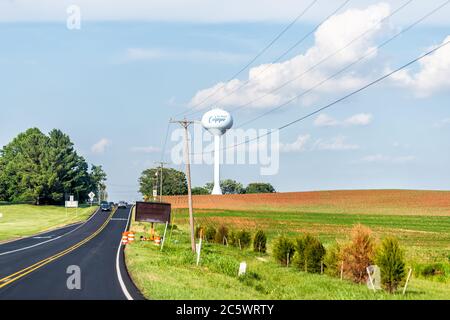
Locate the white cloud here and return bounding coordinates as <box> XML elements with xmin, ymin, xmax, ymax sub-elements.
<box><xmin>0</xmin><ymin>1</ymin><xmax>449</xmax><ymax>25</ymax></box>
<box><xmin>314</xmin><ymin>114</ymin><xmax>339</xmax><ymax>127</ymax></box>
<box><xmin>280</xmin><ymin>134</ymin><xmax>359</xmax><ymax>152</ymax></box>
<box><xmin>344</xmin><ymin>113</ymin><xmax>373</xmax><ymax>126</ymax></box>
<box><xmin>360</xmin><ymin>154</ymin><xmax>415</xmax><ymax>163</ymax></box>
<box><xmin>125</xmin><ymin>48</ymin><xmax>249</xmax><ymax>63</ymax></box>
<box><xmin>280</xmin><ymin>134</ymin><xmax>310</xmax><ymax>152</ymax></box>
<box><xmin>314</xmin><ymin>113</ymin><xmax>372</xmax><ymax>127</ymax></box>
<box><xmin>391</xmin><ymin>35</ymin><xmax>450</xmax><ymax>97</ymax></box>
<box><xmin>130</xmin><ymin>146</ymin><xmax>161</xmax><ymax>153</ymax></box>
<box><xmin>392</xmin><ymin>141</ymin><xmax>410</xmax><ymax>149</ymax></box>
<box><xmin>189</xmin><ymin>4</ymin><xmax>391</xmax><ymax>109</ymax></box>
<box><xmin>91</xmin><ymin>138</ymin><xmax>111</xmax><ymax>154</ymax></box>
<box><xmin>433</xmin><ymin>118</ymin><xmax>450</xmax><ymax>128</ymax></box>
<box><xmin>314</xmin><ymin>136</ymin><xmax>359</xmax><ymax>151</ymax></box>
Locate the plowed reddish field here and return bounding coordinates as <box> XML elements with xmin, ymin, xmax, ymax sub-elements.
<box><xmin>163</xmin><ymin>190</ymin><xmax>450</xmax><ymax>216</ymax></box>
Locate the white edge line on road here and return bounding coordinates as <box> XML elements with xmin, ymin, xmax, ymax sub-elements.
<box><xmin>0</xmin><ymin>207</ymin><xmax>101</xmax><ymax>256</ymax></box>
<box><xmin>116</xmin><ymin>206</ymin><xmax>134</xmax><ymax>301</ymax></box>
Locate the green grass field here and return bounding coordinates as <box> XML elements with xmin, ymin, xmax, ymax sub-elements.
<box><xmin>0</xmin><ymin>204</ymin><xmax>97</xmax><ymax>242</ymax></box>
<box><xmin>125</xmin><ymin>203</ymin><xmax>450</xmax><ymax>300</ymax></box>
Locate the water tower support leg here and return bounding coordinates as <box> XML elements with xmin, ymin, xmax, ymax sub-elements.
<box><xmin>212</xmin><ymin>135</ymin><xmax>222</xmax><ymax>195</ymax></box>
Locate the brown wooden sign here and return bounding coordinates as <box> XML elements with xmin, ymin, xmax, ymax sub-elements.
<box><xmin>135</xmin><ymin>201</ymin><xmax>171</xmax><ymax>224</ymax></box>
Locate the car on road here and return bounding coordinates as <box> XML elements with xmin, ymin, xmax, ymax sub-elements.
<box><xmin>100</xmin><ymin>201</ymin><xmax>112</xmax><ymax>212</ymax></box>
<box><xmin>118</xmin><ymin>201</ymin><xmax>127</xmax><ymax>209</ymax></box>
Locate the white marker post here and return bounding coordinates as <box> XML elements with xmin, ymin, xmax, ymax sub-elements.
<box><xmin>160</xmin><ymin>221</ymin><xmax>169</xmax><ymax>252</ymax></box>
<box><xmin>196</xmin><ymin>238</ymin><xmax>203</xmax><ymax>266</ymax></box>
<box><xmin>239</xmin><ymin>262</ymin><xmax>247</xmax><ymax>276</ymax></box>
<box><xmin>367</xmin><ymin>267</ymin><xmax>376</xmax><ymax>292</ymax></box>
<box><xmin>403</xmin><ymin>268</ymin><xmax>413</xmax><ymax>295</ymax></box>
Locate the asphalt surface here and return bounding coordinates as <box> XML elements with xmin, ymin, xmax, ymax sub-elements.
<box><xmin>0</xmin><ymin>206</ymin><xmax>143</xmax><ymax>300</ymax></box>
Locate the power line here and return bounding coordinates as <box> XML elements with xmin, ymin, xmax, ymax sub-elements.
<box><xmin>189</xmin><ymin>0</ymin><xmax>353</xmax><ymax>116</ymax></box>
<box><xmin>230</xmin><ymin>0</ymin><xmax>416</xmax><ymax>124</ymax></box>
<box><xmin>171</xmin><ymin>0</ymin><xmax>321</xmax><ymax>119</ymax></box>
<box><xmin>191</xmin><ymin>37</ymin><xmax>450</xmax><ymax>156</ymax></box>
<box><xmin>160</xmin><ymin>121</ymin><xmax>171</xmax><ymax>163</ymax></box>
<box><xmin>236</xmin><ymin>0</ymin><xmax>433</xmax><ymax>128</ymax></box>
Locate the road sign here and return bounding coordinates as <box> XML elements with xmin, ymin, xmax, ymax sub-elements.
<box><xmin>65</xmin><ymin>195</ymin><xmax>79</xmax><ymax>208</ymax></box>
<box><xmin>88</xmin><ymin>192</ymin><xmax>95</xmax><ymax>200</ymax></box>
<box><xmin>135</xmin><ymin>202</ymin><xmax>171</xmax><ymax>224</ymax></box>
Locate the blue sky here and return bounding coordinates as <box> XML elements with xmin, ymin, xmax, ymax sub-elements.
<box><xmin>0</xmin><ymin>1</ymin><xmax>449</xmax><ymax>201</ymax></box>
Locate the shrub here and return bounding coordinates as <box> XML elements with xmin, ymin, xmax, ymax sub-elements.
<box><xmin>419</xmin><ymin>263</ymin><xmax>447</xmax><ymax>280</ymax></box>
<box><xmin>342</xmin><ymin>224</ymin><xmax>376</xmax><ymax>283</ymax></box>
<box><xmin>292</xmin><ymin>234</ymin><xmax>326</xmax><ymax>273</ymax></box>
<box><xmin>215</xmin><ymin>225</ymin><xmax>229</xmax><ymax>245</ymax></box>
<box><xmin>236</xmin><ymin>230</ymin><xmax>252</xmax><ymax>249</ymax></box>
<box><xmin>324</xmin><ymin>242</ymin><xmax>342</xmax><ymax>277</ymax></box>
<box><xmin>272</xmin><ymin>236</ymin><xmax>295</xmax><ymax>266</ymax></box>
<box><xmin>253</xmin><ymin>230</ymin><xmax>267</xmax><ymax>253</ymax></box>
<box><xmin>205</xmin><ymin>226</ymin><xmax>217</xmax><ymax>242</ymax></box>
<box><xmin>191</xmin><ymin>187</ymin><xmax>210</xmax><ymax>195</ymax></box>
<box><xmin>228</xmin><ymin>230</ymin><xmax>237</xmax><ymax>246</ymax></box>
<box><xmin>375</xmin><ymin>237</ymin><xmax>406</xmax><ymax>293</ymax></box>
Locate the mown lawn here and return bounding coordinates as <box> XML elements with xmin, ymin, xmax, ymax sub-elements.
<box><xmin>125</xmin><ymin>208</ymin><xmax>450</xmax><ymax>300</ymax></box>
<box><xmin>0</xmin><ymin>204</ymin><xmax>97</xmax><ymax>242</ymax></box>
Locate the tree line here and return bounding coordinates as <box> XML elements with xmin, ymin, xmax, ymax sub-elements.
<box><xmin>0</xmin><ymin>128</ymin><xmax>107</xmax><ymax>205</ymax></box>
<box><xmin>139</xmin><ymin>167</ymin><xmax>275</xmax><ymax>198</ymax></box>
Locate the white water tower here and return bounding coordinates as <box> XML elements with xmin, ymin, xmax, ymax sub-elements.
<box><xmin>201</xmin><ymin>108</ymin><xmax>233</xmax><ymax>195</ymax></box>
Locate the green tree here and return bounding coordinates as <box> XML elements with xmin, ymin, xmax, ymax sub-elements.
<box><xmin>253</xmin><ymin>230</ymin><xmax>267</xmax><ymax>253</ymax></box>
<box><xmin>292</xmin><ymin>234</ymin><xmax>326</xmax><ymax>273</ymax></box>
<box><xmin>245</xmin><ymin>182</ymin><xmax>275</xmax><ymax>194</ymax></box>
<box><xmin>0</xmin><ymin>128</ymin><xmax>104</xmax><ymax>205</ymax></box>
<box><xmin>89</xmin><ymin>164</ymin><xmax>107</xmax><ymax>200</ymax></box>
<box><xmin>45</xmin><ymin>129</ymin><xmax>91</xmax><ymax>203</ymax></box>
<box><xmin>192</xmin><ymin>186</ymin><xmax>209</xmax><ymax>195</ymax></box>
<box><xmin>139</xmin><ymin>167</ymin><xmax>187</xmax><ymax>197</ymax></box>
<box><xmin>376</xmin><ymin>237</ymin><xmax>406</xmax><ymax>293</ymax></box>
<box><xmin>204</xmin><ymin>179</ymin><xmax>245</xmax><ymax>194</ymax></box>
<box><xmin>0</xmin><ymin>128</ymin><xmax>49</xmax><ymax>204</ymax></box>
<box><xmin>272</xmin><ymin>236</ymin><xmax>295</xmax><ymax>266</ymax></box>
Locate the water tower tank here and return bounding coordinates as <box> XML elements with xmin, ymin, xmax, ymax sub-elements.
<box><xmin>201</xmin><ymin>109</ymin><xmax>233</xmax><ymax>195</ymax></box>
<box><xmin>201</xmin><ymin>109</ymin><xmax>233</xmax><ymax>136</ymax></box>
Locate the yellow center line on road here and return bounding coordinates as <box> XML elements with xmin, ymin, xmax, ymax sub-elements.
<box><xmin>0</xmin><ymin>208</ymin><xmax>117</xmax><ymax>289</ymax></box>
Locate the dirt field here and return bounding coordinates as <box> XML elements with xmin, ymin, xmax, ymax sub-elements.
<box><xmin>163</xmin><ymin>190</ymin><xmax>450</xmax><ymax>216</ymax></box>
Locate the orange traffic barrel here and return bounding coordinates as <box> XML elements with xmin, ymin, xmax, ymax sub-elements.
<box><xmin>122</xmin><ymin>232</ymin><xmax>129</xmax><ymax>245</ymax></box>
<box><xmin>154</xmin><ymin>236</ymin><xmax>161</xmax><ymax>246</ymax></box>
<box><xmin>128</xmin><ymin>232</ymin><xmax>135</xmax><ymax>243</ymax></box>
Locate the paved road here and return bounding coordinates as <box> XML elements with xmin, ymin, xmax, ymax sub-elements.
<box><xmin>0</xmin><ymin>206</ymin><xmax>143</xmax><ymax>300</ymax></box>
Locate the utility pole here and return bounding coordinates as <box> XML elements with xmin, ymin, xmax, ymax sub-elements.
<box><xmin>170</xmin><ymin>118</ymin><xmax>196</xmax><ymax>253</ymax></box>
<box><xmin>154</xmin><ymin>161</ymin><xmax>169</xmax><ymax>203</ymax></box>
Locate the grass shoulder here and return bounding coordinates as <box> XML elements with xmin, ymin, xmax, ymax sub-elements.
<box><xmin>0</xmin><ymin>204</ymin><xmax>97</xmax><ymax>242</ymax></box>
<box><xmin>125</xmin><ymin>222</ymin><xmax>450</xmax><ymax>300</ymax></box>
